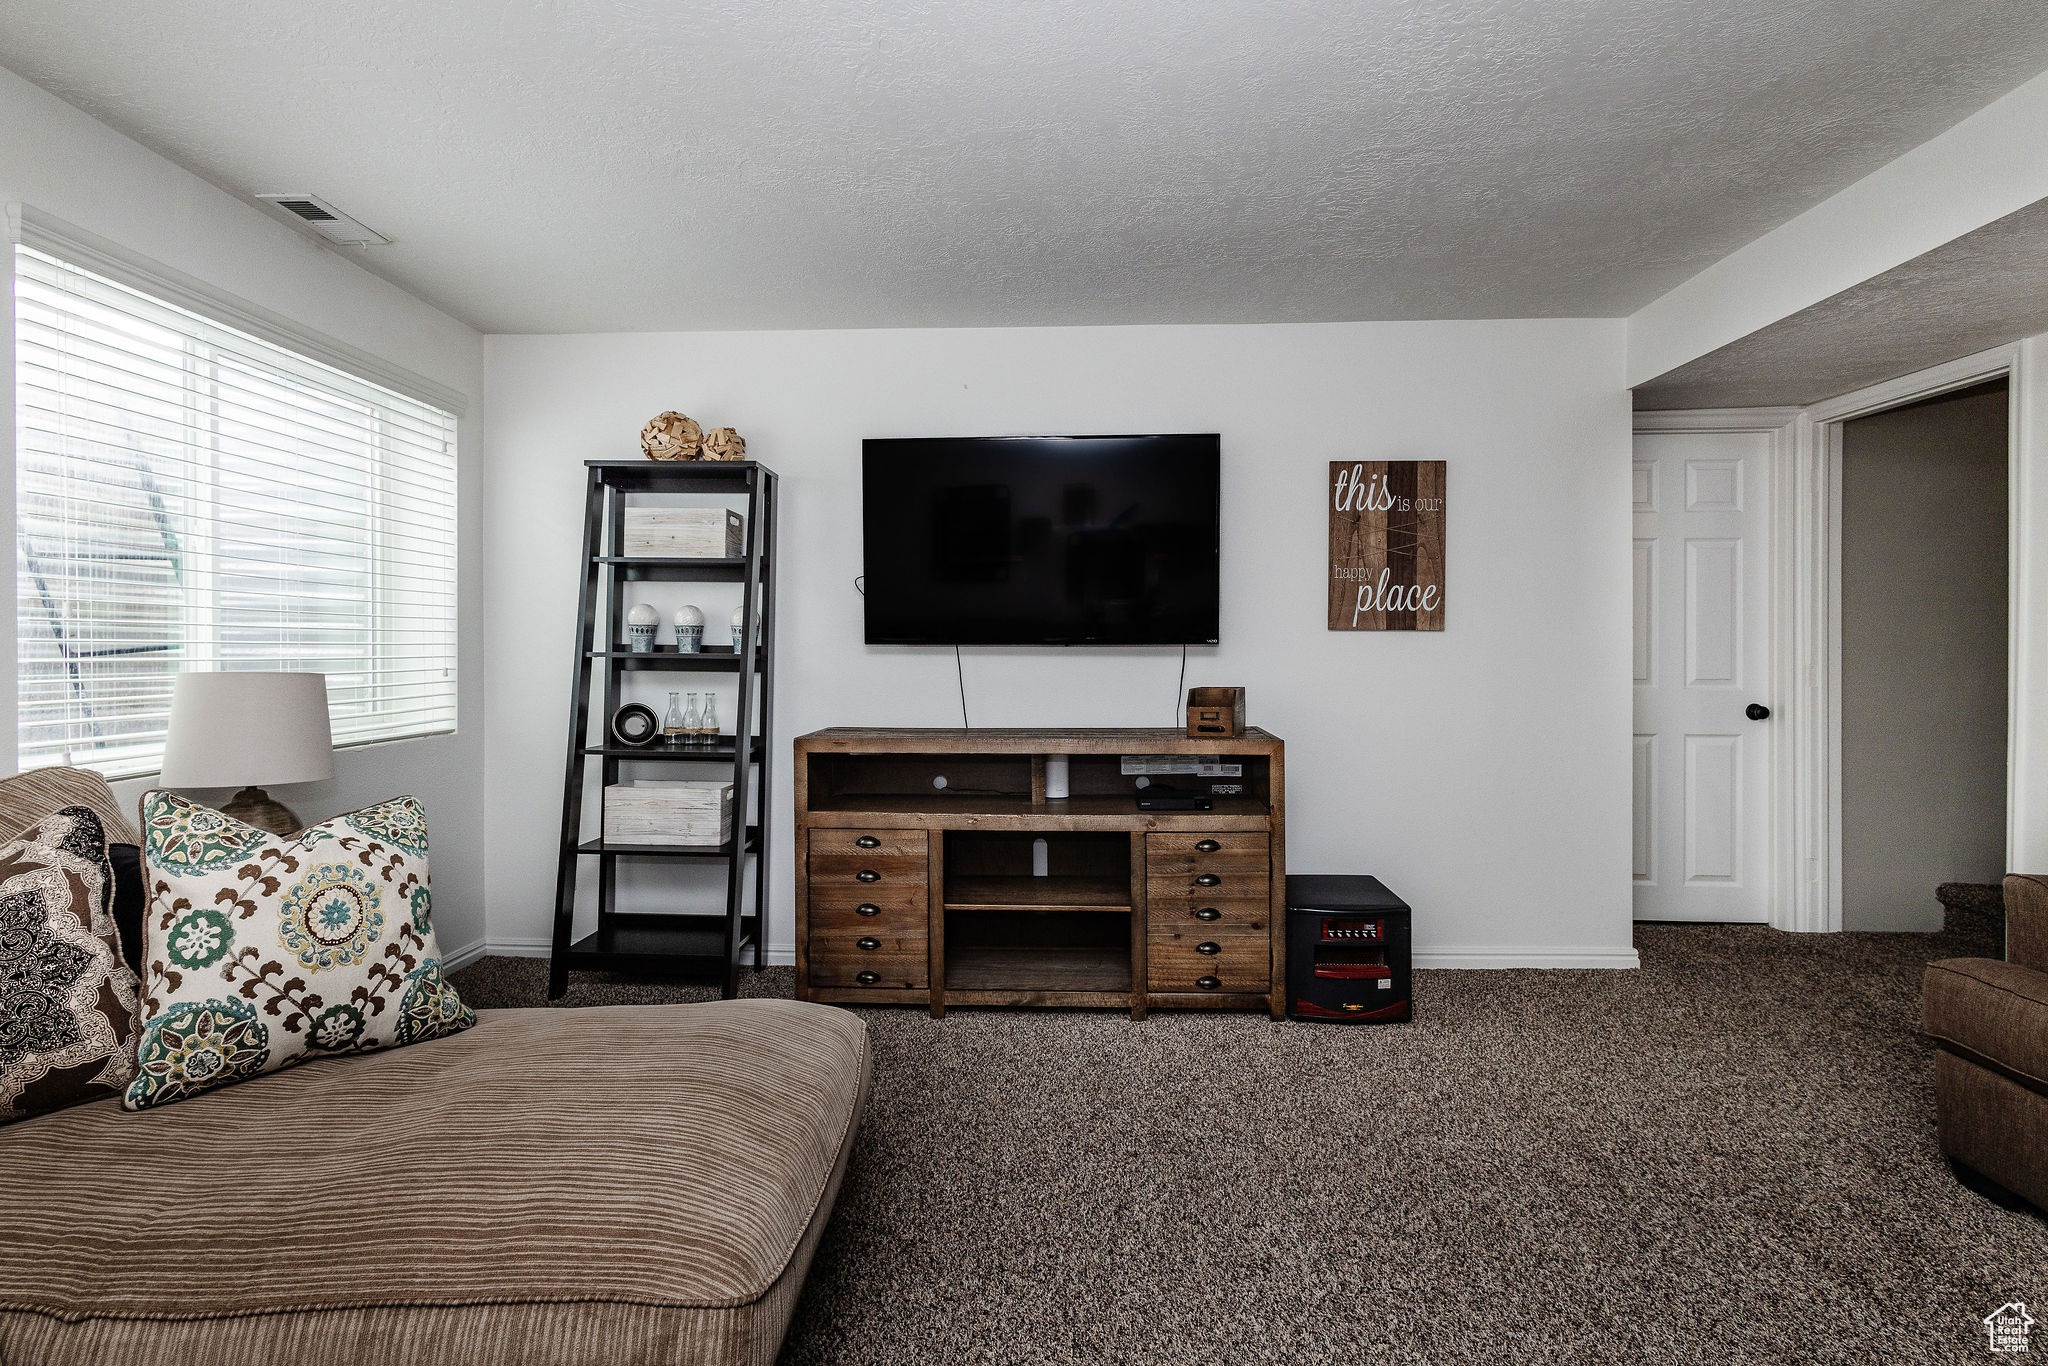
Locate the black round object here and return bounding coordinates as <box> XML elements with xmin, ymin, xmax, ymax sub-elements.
<box><xmin>856</xmin><ymin>971</ymin><xmax>881</xmax><ymax>985</ymax></box>
<box><xmin>857</xmin><ymin>937</ymin><xmax>881</xmax><ymax>951</ymax></box>
<box><xmin>609</xmin><ymin>703</ymin><xmax>659</xmax><ymax>748</ymax></box>
<box><xmin>1196</xmin><ymin>975</ymin><xmax>1221</xmax><ymax>991</ymax></box>
<box><xmin>856</xmin><ymin>835</ymin><xmax>881</xmax><ymax>848</ymax></box>
<box><xmin>1195</xmin><ymin>839</ymin><xmax>1221</xmax><ymax>853</ymax></box>
<box><xmin>856</xmin><ymin>869</ymin><xmax>881</xmax><ymax>883</ymax></box>
<box><xmin>1194</xmin><ymin>907</ymin><xmax>1221</xmax><ymax>921</ymax></box>
<box><xmin>1195</xmin><ymin>873</ymin><xmax>1222</xmax><ymax>887</ymax></box>
<box><xmin>1746</xmin><ymin>703</ymin><xmax>1771</xmax><ymax>721</ymax></box>
<box><xmin>856</xmin><ymin>903</ymin><xmax>882</xmax><ymax>917</ymax></box>
<box><xmin>1196</xmin><ymin>941</ymin><xmax>1221</xmax><ymax>955</ymax></box>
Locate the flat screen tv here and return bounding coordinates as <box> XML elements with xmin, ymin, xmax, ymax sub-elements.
<box><xmin>862</xmin><ymin>434</ymin><xmax>1220</xmax><ymax>645</ymax></box>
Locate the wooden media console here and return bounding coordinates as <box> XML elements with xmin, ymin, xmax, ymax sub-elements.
<box><xmin>793</xmin><ymin>727</ymin><xmax>1286</xmax><ymax>1018</ymax></box>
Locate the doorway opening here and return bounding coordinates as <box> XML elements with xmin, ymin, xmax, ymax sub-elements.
<box><xmin>1838</xmin><ymin>379</ymin><xmax>2010</xmax><ymax>931</ymax></box>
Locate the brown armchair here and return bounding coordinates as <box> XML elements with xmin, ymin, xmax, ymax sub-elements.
<box><xmin>1923</xmin><ymin>874</ymin><xmax>2048</xmax><ymax>1208</ymax></box>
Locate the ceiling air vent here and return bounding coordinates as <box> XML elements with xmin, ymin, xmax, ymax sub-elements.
<box><xmin>255</xmin><ymin>193</ymin><xmax>389</xmax><ymax>246</ymax></box>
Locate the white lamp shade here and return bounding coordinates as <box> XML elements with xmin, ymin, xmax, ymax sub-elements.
<box><xmin>159</xmin><ymin>672</ymin><xmax>335</xmax><ymax>788</ymax></box>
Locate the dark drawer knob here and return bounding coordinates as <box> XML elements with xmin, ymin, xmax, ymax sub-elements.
<box><xmin>855</xmin><ymin>835</ymin><xmax>881</xmax><ymax>849</ymax></box>
<box><xmin>856</xmin><ymin>971</ymin><xmax>880</xmax><ymax>985</ymax></box>
<box><xmin>1196</xmin><ymin>941</ymin><xmax>1221</xmax><ymax>955</ymax></box>
<box><xmin>1196</xmin><ymin>975</ymin><xmax>1221</xmax><ymax>991</ymax></box>
<box><xmin>857</xmin><ymin>936</ymin><xmax>881</xmax><ymax>951</ymax></box>
<box><xmin>1194</xmin><ymin>873</ymin><xmax>1221</xmax><ymax>887</ymax></box>
<box><xmin>1194</xmin><ymin>839</ymin><xmax>1221</xmax><ymax>853</ymax></box>
<box><xmin>1194</xmin><ymin>906</ymin><xmax>1221</xmax><ymax>921</ymax></box>
<box><xmin>856</xmin><ymin>869</ymin><xmax>881</xmax><ymax>883</ymax></box>
<box><xmin>856</xmin><ymin>903</ymin><xmax>882</xmax><ymax>917</ymax></box>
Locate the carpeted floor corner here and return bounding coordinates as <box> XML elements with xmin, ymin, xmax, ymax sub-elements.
<box><xmin>452</xmin><ymin>921</ymin><xmax>2046</xmax><ymax>1365</ymax></box>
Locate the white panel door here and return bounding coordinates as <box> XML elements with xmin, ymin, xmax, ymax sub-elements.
<box><xmin>1632</xmin><ymin>430</ymin><xmax>1772</xmax><ymax>922</ymax></box>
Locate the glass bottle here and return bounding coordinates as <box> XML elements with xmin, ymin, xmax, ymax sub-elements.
<box><xmin>662</xmin><ymin>691</ymin><xmax>687</xmax><ymax>748</ymax></box>
<box><xmin>681</xmin><ymin>692</ymin><xmax>702</xmax><ymax>748</ymax></box>
<box><xmin>699</xmin><ymin>692</ymin><xmax>720</xmax><ymax>747</ymax></box>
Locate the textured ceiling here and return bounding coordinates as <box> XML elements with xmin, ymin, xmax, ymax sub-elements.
<box><xmin>1632</xmin><ymin>197</ymin><xmax>2048</xmax><ymax>410</ymax></box>
<box><xmin>5</xmin><ymin>2</ymin><xmax>2048</xmax><ymax>333</ymax></box>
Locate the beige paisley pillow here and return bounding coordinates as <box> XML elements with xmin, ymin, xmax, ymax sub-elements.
<box><xmin>125</xmin><ymin>791</ymin><xmax>473</xmax><ymax>1111</ymax></box>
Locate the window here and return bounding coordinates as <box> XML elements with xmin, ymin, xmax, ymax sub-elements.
<box><xmin>14</xmin><ymin>240</ymin><xmax>459</xmax><ymax>778</ymax></box>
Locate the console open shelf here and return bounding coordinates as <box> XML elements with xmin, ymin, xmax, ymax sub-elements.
<box><xmin>944</xmin><ymin>944</ymin><xmax>1133</xmax><ymax>993</ymax></box>
<box><xmin>803</xmin><ymin>792</ymin><xmax>1272</xmax><ymax>826</ymax></box>
<box><xmin>944</xmin><ymin>874</ymin><xmax>1131</xmax><ymax>912</ymax></box>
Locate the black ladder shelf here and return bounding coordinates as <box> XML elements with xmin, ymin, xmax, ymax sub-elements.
<box><xmin>549</xmin><ymin>460</ymin><xmax>780</xmax><ymax>999</ymax></box>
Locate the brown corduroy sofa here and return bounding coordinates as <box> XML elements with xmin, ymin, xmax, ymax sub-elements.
<box><xmin>1923</xmin><ymin>872</ymin><xmax>2048</xmax><ymax>1208</ymax></box>
<box><xmin>0</xmin><ymin>998</ymin><xmax>870</xmax><ymax>1366</ymax></box>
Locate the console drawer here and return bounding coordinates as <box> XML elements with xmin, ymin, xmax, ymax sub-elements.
<box><xmin>809</xmin><ymin>829</ymin><xmax>929</xmax><ymax>859</ymax></box>
<box><xmin>1148</xmin><ymin>935</ymin><xmax>1270</xmax><ymax>993</ymax></box>
<box><xmin>809</xmin><ymin>853</ymin><xmax>927</xmax><ymax>892</ymax></box>
<box><xmin>1148</xmin><ymin>897</ymin><xmax>1269</xmax><ymax>939</ymax></box>
<box><xmin>810</xmin><ymin>900</ymin><xmax>929</xmax><ymax>939</ymax></box>
<box><xmin>809</xmin><ymin>878</ymin><xmax>927</xmax><ymax>914</ymax></box>
<box><xmin>809</xmin><ymin>946</ymin><xmax>928</xmax><ymax>990</ymax></box>
<box><xmin>1145</xmin><ymin>831</ymin><xmax>1270</xmax><ymax>878</ymax></box>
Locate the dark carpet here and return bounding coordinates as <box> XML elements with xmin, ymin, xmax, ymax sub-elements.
<box><xmin>452</xmin><ymin>922</ymin><xmax>2047</xmax><ymax>1365</ymax></box>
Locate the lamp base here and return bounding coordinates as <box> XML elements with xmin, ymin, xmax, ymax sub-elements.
<box><xmin>221</xmin><ymin>786</ymin><xmax>303</xmax><ymax>838</ymax></box>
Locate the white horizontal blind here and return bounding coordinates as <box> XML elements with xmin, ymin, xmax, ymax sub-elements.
<box><xmin>15</xmin><ymin>244</ymin><xmax>458</xmax><ymax>778</ymax></box>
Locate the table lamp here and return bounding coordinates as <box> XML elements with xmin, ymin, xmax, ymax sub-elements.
<box><xmin>159</xmin><ymin>672</ymin><xmax>334</xmax><ymax>836</ymax></box>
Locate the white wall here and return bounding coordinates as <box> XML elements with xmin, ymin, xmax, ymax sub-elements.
<box><xmin>483</xmin><ymin>319</ymin><xmax>1637</xmax><ymax>967</ymax></box>
<box><xmin>1840</xmin><ymin>383</ymin><xmax>2009</xmax><ymax>931</ymax></box>
<box><xmin>0</xmin><ymin>68</ymin><xmax>491</xmax><ymax>959</ymax></box>
<box><xmin>2013</xmin><ymin>335</ymin><xmax>2048</xmax><ymax>878</ymax></box>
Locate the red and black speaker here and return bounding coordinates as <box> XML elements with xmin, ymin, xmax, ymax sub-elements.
<box><xmin>1286</xmin><ymin>875</ymin><xmax>1412</xmax><ymax>1023</ymax></box>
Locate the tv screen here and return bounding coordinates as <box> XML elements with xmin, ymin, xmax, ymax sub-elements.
<box><xmin>862</xmin><ymin>434</ymin><xmax>1221</xmax><ymax>645</ymax></box>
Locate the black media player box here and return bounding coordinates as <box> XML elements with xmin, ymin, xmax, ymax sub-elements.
<box><xmin>1285</xmin><ymin>874</ymin><xmax>1412</xmax><ymax>1023</ymax></box>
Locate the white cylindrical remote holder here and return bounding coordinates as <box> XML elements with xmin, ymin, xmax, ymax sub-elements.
<box><xmin>1045</xmin><ymin>754</ymin><xmax>1070</xmax><ymax>800</ymax></box>
<box><xmin>1032</xmin><ymin>837</ymin><xmax>1049</xmax><ymax>877</ymax></box>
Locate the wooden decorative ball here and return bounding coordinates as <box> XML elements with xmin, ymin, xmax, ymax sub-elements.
<box><xmin>702</xmin><ymin>427</ymin><xmax>747</xmax><ymax>462</ymax></box>
<box><xmin>641</xmin><ymin>411</ymin><xmax>703</xmax><ymax>461</ymax></box>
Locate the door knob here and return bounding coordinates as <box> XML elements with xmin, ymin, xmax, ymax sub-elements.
<box><xmin>1746</xmin><ymin>703</ymin><xmax>1771</xmax><ymax>721</ymax></box>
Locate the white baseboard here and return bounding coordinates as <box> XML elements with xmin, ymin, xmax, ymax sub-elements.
<box><xmin>1631</xmin><ymin>911</ymin><xmax>1771</xmax><ymax>924</ymax></box>
<box><xmin>440</xmin><ymin>938</ymin><xmax>488</xmax><ymax>972</ymax></box>
<box><xmin>482</xmin><ymin>937</ymin><xmax>550</xmax><ymax>958</ymax></box>
<box><xmin>476</xmin><ymin>938</ymin><xmax>797</xmax><ymax>967</ymax></box>
<box><xmin>1412</xmin><ymin>946</ymin><xmax>1641</xmax><ymax>969</ymax></box>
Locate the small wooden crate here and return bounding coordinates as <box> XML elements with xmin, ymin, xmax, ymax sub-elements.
<box><xmin>602</xmin><ymin>781</ymin><xmax>734</xmax><ymax>846</ymax></box>
<box><xmin>1186</xmin><ymin>686</ymin><xmax>1246</xmax><ymax>739</ymax></box>
<box><xmin>622</xmin><ymin>507</ymin><xmax>744</xmax><ymax>559</ymax></box>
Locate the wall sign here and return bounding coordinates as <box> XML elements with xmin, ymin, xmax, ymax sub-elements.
<box><xmin>1328</xmin><ymin>460</ymin><xmax>1445</xmax><ymax>631</ymax></box>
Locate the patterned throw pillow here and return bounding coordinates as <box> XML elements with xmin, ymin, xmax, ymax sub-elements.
<box><xmin>0</xmin><ymin>806</ymin><xmax>140</xmax><ymax>1124</ymax></box>
<box><xmin>126</xmin><ymin>792</ymin><xmax>474</xmax><ymax>1111</ymax></box>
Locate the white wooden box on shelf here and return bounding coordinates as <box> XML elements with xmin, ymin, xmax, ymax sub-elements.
<box><xmin>622</xmin><ymin>508</ymin><xmax>744</xmax><ymax>559</ymax></box>
<box><xmin>602</xmin><ymin>781</ymin><xmax>735</xmax><ymax>846</ymax></box>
